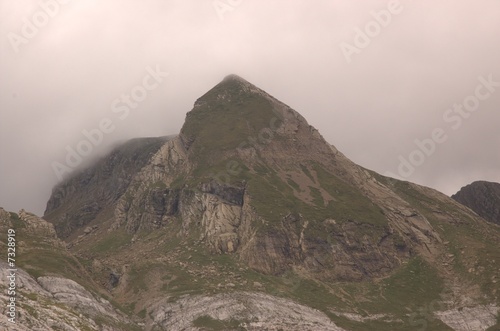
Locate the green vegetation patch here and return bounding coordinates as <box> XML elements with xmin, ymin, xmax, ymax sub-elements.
<box><xmin>309</xmin><ymin>186</ymin><xmax>325</xmax><ymax>206</ymax></box>
<box><xmin>180</xmin><ymin>81</ymin><xmax>281</xmax><ymax>179</ymax></box>
<box><xmin>192</xmin><ymin>315</ymin><xmax>247</xmax><ymax>331</ymax></box>
<box><xmin>381</xmin><ymin>257</ymin><xmax>444</xmax><ymax>309</ymax></box>
<box><xmin>89</xmin><ymin>229</ymin><xmax>132</xmax><ymax>254</ymax></box>
<box><xmin>247</xmin><ymin>162</ymin><xmax>387</xmax><ymax>227</ymax></box>
<box><xmin>20</xmin><ymin>249</ymin><xmax>82</xmax><ymax>280</ymax></box>
<box><xmin>311</xmin><ymin>163</ymin><xmax>387</xmax><ymax>226</ymax></box>
<box><xmin>8</xmin><ymin>212</ymin><xmax>25</xmax><ymax>229</ymax></box>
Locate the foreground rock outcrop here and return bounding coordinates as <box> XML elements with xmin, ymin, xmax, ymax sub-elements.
<box><xmin>149</xmin><ymin>292</ymin><xmax>346</xmax><ymax>331</ymax></box>
<box><xmin>0</xmin><ymin>208</ymin><xmax>135</xmax><ymax>330</ymax></box>
<box><xmin>436</xmin><ymin>304</ymin><xmax>499</xmax><ymax>331</ymax></box>
<box><xmin>0</xmin><ymin>262</ymin><xmax>128</xmax><ymax>331</ymax></box>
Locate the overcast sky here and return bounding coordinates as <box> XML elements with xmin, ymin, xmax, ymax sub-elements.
<box><xmin>1</xmin><ymin>0</ymin><xmax>499</xmax><ymax>216</ymax></box>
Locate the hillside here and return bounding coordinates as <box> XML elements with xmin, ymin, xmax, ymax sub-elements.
<box><xmin>2</xmin><ymin>75</ymin><xmax>499</xmax><ymax>331</ymax></box>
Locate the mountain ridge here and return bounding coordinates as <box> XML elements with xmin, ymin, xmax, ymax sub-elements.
<box><xmin>4</xmin><ymin>75</ymin><xmax>499</xmax><ymax>330</ymax></box>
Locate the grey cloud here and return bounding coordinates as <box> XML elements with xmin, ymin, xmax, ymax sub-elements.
<box><xmin>1</xmin><ymin>0</ymin><xmax>499</xmax><ymax>215</ymax></box>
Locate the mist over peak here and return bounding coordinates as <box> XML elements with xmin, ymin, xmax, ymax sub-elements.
<box><xmin>1</xmin><ymin>0</ymin><xmax>500</xmax><ymax>216</ymax></box>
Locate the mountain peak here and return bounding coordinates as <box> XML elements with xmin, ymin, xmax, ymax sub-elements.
<box><xmin>222</xmin><ymin>73</ymin><xmax>248</xmax><ymax>83</ymax></box>
<box><xmin>220</xmin><ymin>74</ymin><xmax>263</xmax><ymax>90</ymax></box>
<box><xmin>193</xmin><ymin>74</ymin><xmax>264</xmax><ymax>109</ymax></box>
<box><xmin>180</xmin><ymin>74</ymin><xmax>285</xmax><ymax>160</ymax></box>
<box><xmin>452</xmin><ymin>180</ymin><xmax>500</xmax><ymax>225</ymax></box>
<box><xmin>181</xmin><ymin>74</ymin><xmax>331</xmax><ymax>161</ymax></box>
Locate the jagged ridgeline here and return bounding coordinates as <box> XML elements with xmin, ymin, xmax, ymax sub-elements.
<box><xmin>3</xmin><ymin>75</ymin><xmax>499</xmax><ymax>330</ymax></box>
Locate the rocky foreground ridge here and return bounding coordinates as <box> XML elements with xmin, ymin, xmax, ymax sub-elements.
<box><xmin>2</xmin><ymin>75</ymin><xmax>500</xmax><ymax>330</ymax></box>
<box><xmin>0</xmin><ymin>208</ymin><xmax>134</xmax><ymax>330</ymax></box>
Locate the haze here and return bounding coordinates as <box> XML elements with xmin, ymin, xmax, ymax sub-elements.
<box><xmin>1</xmin><ymin>0</ymin><xmax>499</xmax><ymax>216</ymax></box>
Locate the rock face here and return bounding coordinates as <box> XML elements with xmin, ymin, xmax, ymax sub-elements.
<box><xmin>149</xmin><ymin>291</ymin><xmax>346</xmax><ymax>331</ymax></box>
<box><xmin>452</xmin><ymin>181</ymin><xmax>500</xmax><ymax>225</ymax></box>
<box><xmin>19</xmin><ymin>75</ymin><xmax>500</xmax><ymax>330</ymax></box>
<box><xmin>435</xmin><ymin>305</ymin><xmax>499</xmax><ymax>331</ymax></box>
<box><xmin>0</xmin><ymin>262</ymin><xmax>129</xmax><ymax>331</ymax></box>
<box><xmin>44</xmin><ymin>136</ymin><xmax>171</xmax><ymax>238</ymax></box>
<box><xmin>37</xmin><ymin>276</ymin><xmax>120</xmax><ymax>317</ymax></box>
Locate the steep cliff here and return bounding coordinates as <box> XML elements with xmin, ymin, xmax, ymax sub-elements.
<box><xmin>44</xmin><ymin>136</ymin><xmax>171</xmax><ymax>238</ymax></box>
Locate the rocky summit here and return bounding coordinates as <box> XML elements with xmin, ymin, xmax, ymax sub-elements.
<box><xmin>452</xmin><ymin>181</ymin><xmax>500</xmax><ymax>226</ymax></box>
<box><xmin>1</xmin><ymin>75</ymin><xmax>500</xmax><ymax>330</ymax></box>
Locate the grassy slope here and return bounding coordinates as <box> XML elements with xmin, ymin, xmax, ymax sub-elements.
<box><xmin>180</xmin><ymin>79</ymin><xmax>277</xmax><ymax>185</ymax></box>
